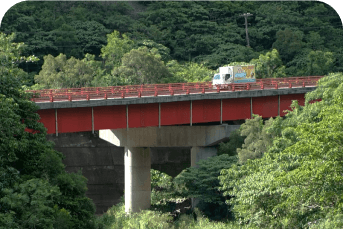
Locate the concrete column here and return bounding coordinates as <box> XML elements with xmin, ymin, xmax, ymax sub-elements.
<box><xmin>190</xmin><ymin>146</ymin><xmax>217</xmax><ymax>208</ymax></box>
<box><xmin>124</xmin><ymin>147</ymin><xmax>151</xmax><ymax>213</ymax></box>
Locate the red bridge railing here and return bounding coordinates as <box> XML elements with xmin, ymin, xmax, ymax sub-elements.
<box><xmin>27</xmin><ymin>76</ymin><xmax>323</xmax><ymax>103</ymax></box>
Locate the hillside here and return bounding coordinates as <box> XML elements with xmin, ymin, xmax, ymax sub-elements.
<box><xmin>1</xmin><ymin>1</ymin><xmax>342</xmax><ymax>79</ymax></box>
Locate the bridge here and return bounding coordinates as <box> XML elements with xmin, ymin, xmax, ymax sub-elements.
<box><xmin>28</xmin><ymin>76</ymin><xmax>322</xmax><ymax>213</ymax></box>
<box><xmin>29</xmin><ymin>76</ymin><xmax>321</xmax><ymax>134</ymax></box>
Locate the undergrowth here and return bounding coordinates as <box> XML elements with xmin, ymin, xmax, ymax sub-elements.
<box><xmin>95</xmin><ymin>199</ymin><xmax>241</xmax><ymax>229</ymax></box>
<box><xmin>95</xmin><ymin>164</ymin><xmax>242</xmax><ymax>229</ymax></box>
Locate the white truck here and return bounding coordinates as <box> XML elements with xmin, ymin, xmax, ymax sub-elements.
<box><xmin>212</xmin><ymin>65</ymin><xmax>256</xmax><ymax>87</ymax></box>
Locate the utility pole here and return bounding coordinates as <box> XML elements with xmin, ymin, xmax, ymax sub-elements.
<box><xmin>239</xmin><ymin>13</ymin><xmax>253</xmax><ymax>47</ymax></box>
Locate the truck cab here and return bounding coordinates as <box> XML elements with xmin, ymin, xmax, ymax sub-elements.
<box><xmin>212</xmin><ymin>66</ymin><xmax>234</xmax><ymax>86</ymax></box>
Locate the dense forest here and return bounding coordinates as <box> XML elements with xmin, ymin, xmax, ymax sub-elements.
<box><xmin>0</xmin><ymin>1</ymin><xmax>342</xmax><ymax>88</ymax></box>
<box><xmin>1</xmin><ymin>1</ymin><xmax>343</xmax><ymax>229</ymax></box>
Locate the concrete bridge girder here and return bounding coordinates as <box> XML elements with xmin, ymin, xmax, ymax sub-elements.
<box><xmin>99</xmin><ymin>125</ymin><xmax>241</xmax><ymax>148</ymax></box>
<box><xmin>99</xmin><ymin>125</ymin><xmax>240</xmax><ymax>213</ymax></box>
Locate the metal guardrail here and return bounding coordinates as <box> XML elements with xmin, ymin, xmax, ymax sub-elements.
<box><xmin>26</xmin><ymin>76</ymin><xmax>324</xmax><ymax>103</ymax></box>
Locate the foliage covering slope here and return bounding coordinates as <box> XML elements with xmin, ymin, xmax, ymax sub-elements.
<box><xmin>1</xmin><ymin>1</ymin><xmax>342</xmax><ymax>86</ymax></box>
<box><xmin>219</xmin><ymin>72</ymin><xmax>343</xmax><ymax>228</ymax></box>
<box><xmin>0</xmin><ymin>33</ymin><xmax>96</xmax><ymax>228</ymax></box>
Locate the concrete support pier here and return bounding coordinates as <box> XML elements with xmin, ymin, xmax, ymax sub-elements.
<box><xmin>100</xmin><ymin>125</ymin><xmax>240</xmax><ymax>213</ymax></box>
<box><xmin>124</xmin><ymin>147</ymin><xmax>151</xmax><ymax>213</ymax></box>
<box><xmin>190</xmin><ymin>146</ymin><xmax>217</xmax><ymax>209</ymax></box>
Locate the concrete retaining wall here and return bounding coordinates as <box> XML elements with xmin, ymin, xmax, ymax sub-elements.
<box><xmin>46</xmin><ymin>131</ymin><xmax>190</xmax><ymax>214</ymax></box>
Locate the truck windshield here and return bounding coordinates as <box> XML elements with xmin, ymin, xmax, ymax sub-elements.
<box><xmin>213</xmin><ymin>74</ymin><xmax>220</xmax><ymax>80</ymax></box>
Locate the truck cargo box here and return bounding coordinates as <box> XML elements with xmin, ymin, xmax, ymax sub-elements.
<box><xmin>213</xmin><ymin>65</ymin><xmax>255</xmax><ymax>87</ymax></box>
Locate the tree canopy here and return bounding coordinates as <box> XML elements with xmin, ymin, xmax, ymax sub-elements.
<box><xmin>0</xmin><ymin>1</ymin><xmax>341</xmax><ymax>85</ymax></box>
<box><xmin>0</xmin><ymin>32</ymin><xmax>96</xmax><ymax>229</ymax></box>
<box><xmin>219</xmin><ymin>72</ymin><xmax>343</xmax><ymax>228</ymax></box>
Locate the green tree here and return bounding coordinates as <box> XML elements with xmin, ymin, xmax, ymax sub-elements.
<box><xmin>251</xmin><ymin>49</ymin><xmax>286</xmax><ymax>78</ymax></box>
<box><xmin>305</xmin><ymin>31</ymin><xmax>325</xmax><ymax>51</ymax></box>
<box><xmin>217</xmin><ymin>129</ymin><xmax>246</xmax><ymax>156</ymax></box>
<box><xmin>0</xmin><ymin>33</ymin><xmax>95</xmax><ymax>228</ymax></box>
<box><xmin>135</xmin><ymin>39</ymin><xmax>172</xmax><ymax>63</ymax></box>
<box><xmin>219</xmin><ymin>73</ymin><xmax>343</xmax><ymax>228</ymax></box>
<box><xmin>306</xmin><ymin>50</ymin><xmax>335</xmax><ymax>76</ymax></box>
<box><xmin>284</xmin><ymin>48</ymin><xmax>334</xmax><ymax>77</ymax></box>
<box><xmin>84</xmin><ymin>53</ymin><xmax>107</xmax><ymax>87</ymax></box>
<box><xmin>100</xmin><ymin>30</ymin><xmax>135</xmax><ymax>71</ymax></box>
<box><xmin>112</xmin><ymin>46</ymin><xmax>172</xmax><ymax>85</ymax></box>
<box><xmin>174</xmin><ymin>154</ymin><xmax>237</xmax><ymax>220</ymax></box>
<box><xmin>200</xmin><ymin>43</ymin><xmax>257</xmax><ymax>69</ymax></box>
<box><xmin>69</xmin><ymin>20</ymin><xmax>110</xmax><ymax>58</ymax></box>
<box><xmin>150</xmin><ymin>169</ymin><xmax>184</xmax><ymax>212</ymax></box>
<box><xmin>2</xmin><ymin>1</ymin><xmax>342</xmax><ymax>78</ymax></box>
<box><xmin>284</xmin><ymin>50</ymin><xmax>310</xmax><ymax>76</ymax></box>
<box><xmin>272</xmin><ymin>28</ymin><xmax>304</xmax><ymax>63</ymax></box>
<box><xmin>33</xmin><ymin>53</ymin><xmax>97</xmax><ymax>89</ymax></box>
<box><xmin>53</xmin><ymin>23</ymin><xmax>79</xmax><ymax>57</ymax></box>
<box><xmin>166</xmin><ymin>60</ymin><xmax>214</xmax><ymax>83</ymax></box>
<box><xmin>236</xmin><ymin>115</ymin><xmax>274</xmax><ymax>164</ymax></box>
<box><xmin>137</xmin><ymin>1</ymin><xmax>253</xmax><ymax>65</ymax></box>
<box><xmin>251</xmin><ymin>2</ymin><xmax>302</xmax><ymax>51</ymax></box>
<box><xmin>301</xmin><ymin>2</ymin><xmax>341</xmax><ymax>56</ymax></box>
